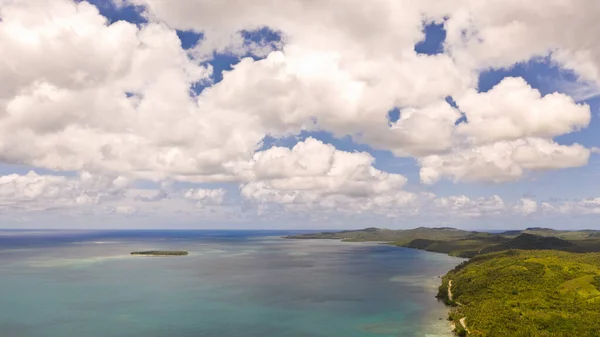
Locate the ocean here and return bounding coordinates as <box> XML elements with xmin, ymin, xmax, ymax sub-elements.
<box><xmin>0</xmin><ymin>230</ymin><xmax>463</xmax><ymax>337</ymax></box>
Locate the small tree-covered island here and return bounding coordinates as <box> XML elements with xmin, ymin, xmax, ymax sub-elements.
<box><xmin>130</xmin><ymin>250</ymin><xmax>188</xmax><ymax>256</ymax></box>
<box><xmin>286</xmin><ymin>228</ymin><xmax>600</xmax><ymax>336</ymax></box>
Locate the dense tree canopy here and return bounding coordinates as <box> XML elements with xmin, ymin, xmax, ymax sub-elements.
<box><xmin>438</xmin><ymin>250</ymin><xmax>600</xmax><ymax>337</ymax></box>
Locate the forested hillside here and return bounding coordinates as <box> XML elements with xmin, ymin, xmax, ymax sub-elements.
<box><xmin>437</xmin><ymin>250</ymin><xmax>600</xmax><ymax>337</ymax></box>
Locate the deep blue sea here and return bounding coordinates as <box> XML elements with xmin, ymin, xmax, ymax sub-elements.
<box><xmin>0</xmin><ymin>230</ymin><xmax>463</xmax><ymax>337</ymax></box>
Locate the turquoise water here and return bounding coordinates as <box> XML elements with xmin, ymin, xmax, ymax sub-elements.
<box><xmin>0</xmin><ymin>230</ymin><xmax>463</xmax><ymax>337</ymax></box>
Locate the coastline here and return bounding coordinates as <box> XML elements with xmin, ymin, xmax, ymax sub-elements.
<box><xmin>285</xmin><ymin>237</ymin><xmax>467</xmax><ymax>336</ymax></box>
<box><xmin>283</xmin><ymin>227</ymin><xmax>600</xmax><ymax>336</ymax></box>
<box><xmin>415</xmin><ymin>254</ymin><xmax>469</xmax><ymax>337</ymax></box>
<box><xmin>420</xmin><ymin>274</ymin><xmax>464</xmax><ymax>337</ymax></box>
<box><xmin>281</xmin><ymin>237</ymin><xmax>470</xmax><ymax>337</ymax></box>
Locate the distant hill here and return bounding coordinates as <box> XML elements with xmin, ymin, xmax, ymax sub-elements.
<box><xmin>286</xmin><ymin>227</ymin><xmax>600</xmax><ymax>257</ymax></box>
<box><xmin>404</xmin><ymin>234</ymin><xmax>511</xmax><ymax>258</ymax></box>
<box><xmin>285</xmin><ymin>227</ymin><xmax>472</xmax><ymax>246</ymax></box>
<box><xmin>525</xmin><ymin>227</ymin><xmax>555</xmax><ymax>231</ymax></box>
<box><xmin>131</xmin><ymin>250</ymin><xmax>188</xmax><ymax>256</ymax></box>
<box><xmin>498</xmin><ymin>230</ymin><xmax>522</xmax><ymax>236</ymax></box>
<box><xmin>481</xmin><ymin>233</ymin><xmax>577</xmax><ymax>254</ymax></box>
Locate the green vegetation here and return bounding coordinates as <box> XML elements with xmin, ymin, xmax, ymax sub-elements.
<box><xmin>479</xmin><ymin>233</ymin><xmax>576</xmax><ymax>254</ymax></box>
<box><xmin>437</xmin><ymin>250</ymin><xmax>600</xmax><ymax>337</ymax></box>
<box><xmin>130</xmin><ymin>250</ymin><xmax>188</xmax><ymax>256</ymax></box>
<box><xmin>504</xmin><ymin>228</ymin><xmax>600</xmax><ymax>240</ymax></box>
<box><xmin>285</xmin><ymin>228</ymin><xmax>600</xmax><ymax>257</ymax></box>
<box><xmin>288</xmin><ymin>228</ymin><xmax>600</xmax><ymax>336</ymax></box>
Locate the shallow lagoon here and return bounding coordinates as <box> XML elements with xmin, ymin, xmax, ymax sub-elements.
<box><xmin>0</xmin><ymin>230</ymin><xmax>463</xmax><ymax>337</ymax></box>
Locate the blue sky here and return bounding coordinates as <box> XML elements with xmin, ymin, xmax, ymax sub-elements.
<box><xmin>1</xmin><ymin>0</ymin><xmax>599</xmax><ymax>229</ymax></box>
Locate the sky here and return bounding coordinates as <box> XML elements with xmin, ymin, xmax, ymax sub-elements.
<box><xmin>0</xmin><ymin>0</ymin><xmax>600</xmax><ymax>230</ymax></box>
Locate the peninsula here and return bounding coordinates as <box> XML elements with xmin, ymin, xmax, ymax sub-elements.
<box><xmin>286</xmin><ymin>228</ymin><xmax>600</xmax><ymax>336</ymax></box>
<box><xmin>130</xmin><ymin>250</ymin><xmax>188</xmax><ymax>256</ymax></box>
<box><xmin>284</xmin><ymin>227</ymin><xmax>600</xmax><ymax>257</ymax></box>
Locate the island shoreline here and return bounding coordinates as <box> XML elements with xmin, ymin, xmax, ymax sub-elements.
<box><xmin>283</xmin><ymin>236</ymin><xmax>467</xmax><ymax>336</ymax></box>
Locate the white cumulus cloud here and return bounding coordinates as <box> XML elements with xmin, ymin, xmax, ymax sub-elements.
<box><xmin>183</xmin><ymin>188</ymin><xmax>226</xmax><ymax>205</ymax></box>
<box><xmin>456</xmin><ymin>77</ymin><xmax>590</xmax><ymax>144</ymax></box>
<box><xmin>419</xmin><ymin>138</ymin><xmax>590</xmax><ymax>184</ymax></box>
<box><xmin>0</xmin><ymin>0</ymin><xmax>599</xmax><ymax>226</ymax></box>
<box><xmin>241</xmin><ymin>138</ymin><xmax>414</xmax><ymax>212</ymax></box>
<box><xmin>514</xmin><ymin>198</ymin><xmax>538</xmax><ymax>215</ymax></box>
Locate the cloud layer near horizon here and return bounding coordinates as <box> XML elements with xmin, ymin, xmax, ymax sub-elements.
<box><xmin>0</xmin><ymin>0</ymin><xmax>599</xmax><ymax>228</ymax></box>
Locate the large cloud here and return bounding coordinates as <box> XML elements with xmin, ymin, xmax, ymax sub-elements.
<box><xmin>538</xmin><ymin>198</ymin><xmax>600</xmax><ymax>216</ymax></box>
<box><xmin>0</xmin><ymin>0</ymin><xmax>469</xmax><ymax>184</ymax></box>
<box><xmin>0</xmin><ymin>171</ymin><xmax>128</xmax><ymax>211</ymax></box>
<box><xmin>419</xmin><ymin>138</ymin><xmax>590</xmax><ymax>184</ymax></box>
<box><xmin>455</xmin><ymin>77</ymin><xmax>590</xmax><ymax>144</ymax></box>
<box><xmin>444</xmin><ymin>0</ymin><xmax>600</xmax><ymax>83</ymax></box>
<box><xmin>0</xmin><ymin>0</ymin><xmax>271</xmax><ymax>183</ymax></box>
<box><xmin>121</xmin><ymin>0</ymin><xmax>593</xmax><ymax>179</ymax></box>
<box><xmin>121</xmin><ymin>0</ymin><xmax>476</xmax><ymax>158</ymax></box>
<box><xmin>1</xmin><ymin>0</ymin><xmax>593</xmax><ymax>183</ymax></box>
<box><xmin>433</xmin><ymin>195</ymin><xmax>506</xmax><ymax>218</ymax></box>
<box><xmin>0</xmin><ymin>0</ymin><xmax>598</xmax><ymax>225</ymax></box>
<box><xmin>240</xmin><ymin>138</ymin><xmax>415</xmax><ymax>213</ymax></box>
<box><xmin>0</xmin><ymin>170</ymin><xmax>226</xmax><ymax>216</ymax></box>
<box><xmin>416</xmin><ymin>76</ymin><xmax>591</xmax><ymax>183</ymax></box>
